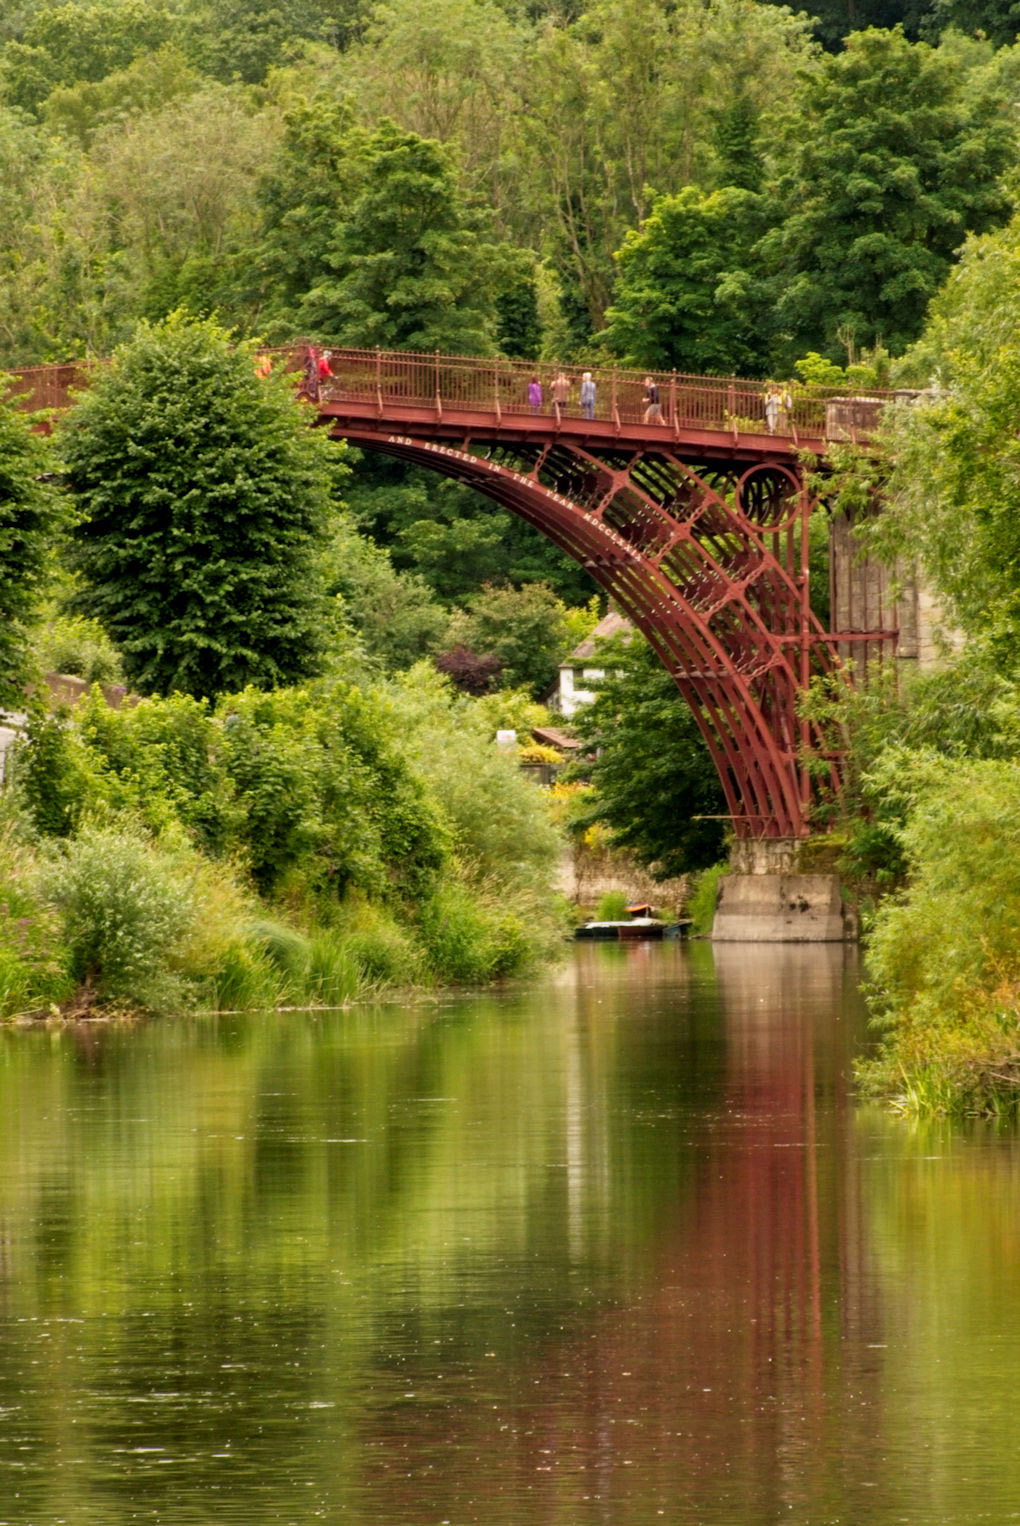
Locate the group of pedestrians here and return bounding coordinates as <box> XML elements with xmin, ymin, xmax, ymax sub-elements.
<box><xmin>527</xmin><ymin>370</ymin><xmax>668</xmax><ymax>425</ymax></box>
<box><xmin>302</xmin><ymin>344</ymin><xmax>333</xmax><ymax>402</ymax></box>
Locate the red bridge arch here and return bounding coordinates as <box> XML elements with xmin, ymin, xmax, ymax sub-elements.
<box><xmin>309</xmin><ymin>349</ymin><xmax>893</xmax><ymax>842</ymax></box>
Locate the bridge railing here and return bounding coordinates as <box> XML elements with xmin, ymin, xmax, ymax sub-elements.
<box><xmin>6</xmin><ymin>346</ymin><xmax>901</xmax><ymax>444</ymax></box>
<box><xmin>306</xmin><ymin>347</ymin><xmax>896</xmax><ymax>443</ymax></box>
<box><xmin>5</xmin><ymin>361</ymin><xmax>95</xmax><ymax>415</ymax></box>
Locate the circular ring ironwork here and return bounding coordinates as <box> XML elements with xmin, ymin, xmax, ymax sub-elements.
<box><xmin>735</xmin><ymin>463</ymin><xmax>802</xmax><ymax>531</ymax></box>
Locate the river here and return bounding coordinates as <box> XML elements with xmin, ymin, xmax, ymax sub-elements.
<box><xmin>1</xmin><ymin>942</ymin><xmax>1018</xmax><ymax>1524</ymax></box>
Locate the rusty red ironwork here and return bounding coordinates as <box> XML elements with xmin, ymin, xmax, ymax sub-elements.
<box><xmin>8</xmin><ymin>347</ymin><xmax>899</xmax><ymax>842</ymax></box>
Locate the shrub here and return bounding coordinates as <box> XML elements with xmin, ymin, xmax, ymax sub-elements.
<box><xmin>333</xmin><ymin>899</ymin><xmax>421</xmax><ymax>988</ymax></box>
<box><xmin>39</xmin><ymin>823</ymin><xmax>201</xmax><ymax>1012</ymax></box>
<box><xmin>417</xmin><ymin>880</ymin><xmax>504</xmax><ymax>985</ymax></box>
<box><xmin>210</xmin><ymin>939</ymin><xmax>283</xmax><ymax>1013</ymax></box>
<box><xmin>389</xmin><ymin>667</ymin><xmax>562</xmax><ymax>897</ymax></box>
<box><xmin>245</xmin><ymin>918</ymin><xmax>312</xmax><ymax>989</ymax></box>
<box><xmin>34</xmin><ymin>615</ymin><xmax>123</xmax><ymax>685</ymax></box>
<box><xmin>687</xmin><ymin>863</ymin><xmax>726</xmax><ymax>935</ymax></box>
<box><xmin>304</xmin><ymin>930</ymin><xmax>363</xmax><ymax>1006</ymax></box>
<box><xmin>417</xmin><ymin>879</ymin><xmax>557</xmax><ymax>984</ymax></box>
<box><xmin>12</xmin><ymin>710</ymin><xmax>109</xmax><ymax>839</ymax></box>
<box><xmin>0</xmin><ymin>827</ymin><xmax>73</xmax><ymax>1017</ymax></box>
<box><xmin>595</xmin><ymin>889</ymin><xmax>629</xmax><ymax>921</ymax></box>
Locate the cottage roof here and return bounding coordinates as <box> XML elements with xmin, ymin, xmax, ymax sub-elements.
<box><xmin>564</xmin><ymin>611</ymin><xmax>632</xmax><ymax>663</ymax></box>
<box><xmin>531</xmin><ymin>725</ymin><xmax>580</xmax><ymax>751</ymax></box>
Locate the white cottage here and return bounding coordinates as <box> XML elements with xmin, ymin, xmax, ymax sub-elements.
<box><xmin>554</xmin><ymin>611</ymin><xmax>632</xmax><ymax>717</ymax></box>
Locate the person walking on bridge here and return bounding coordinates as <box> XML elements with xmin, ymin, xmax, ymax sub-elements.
<box><xmin>552</xmin><ymin>371</ymin><xmax>570</xmax><ymax>414</ymax></box>
<box><xmin>528</xmin><ymin>376</ymin><xmax>542</xmax><ymax>413</ymax></box>
<box><xmin>317</xmin><ymin>349</ymin><xmax>333</xmax><ymax>394</ymax></box>
<box><xmin>764</xmin><ymin>382</ymin><xmax>791</xmax><ymax>435</ymax></box>
<box><xmin>580</xmin><ymin>371</ymin><xmax>596</xmax><ymax>420</ymax></box>
<box><xmin>303</xmin><ymin>345</ymin><xmax>321</xmax><ymax>402</ymax></box>
<box><xmin>643</xmin><ymin>377</ymin><xmax>664</xmax><ymax>424</ymax></box>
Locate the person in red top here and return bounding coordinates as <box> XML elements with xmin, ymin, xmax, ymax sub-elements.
<box><xmin>317</xmin><ymin>349</ymin><xmax>333</xmax><ymax>395</ymax></box>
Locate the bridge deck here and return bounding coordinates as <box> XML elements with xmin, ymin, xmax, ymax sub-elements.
<box><xmin>311</xmin><ymin>348</ymin><xmax>884</xmax><ymax>457</ymax></box>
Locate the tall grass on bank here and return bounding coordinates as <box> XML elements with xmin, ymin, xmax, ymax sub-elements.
<box><xmin>856</xmin><ymin>752</ymin><xmax>1020</xmax><ymax>1115</ymax></box>
<box><xmin>687</xmin><ymin>863</ymin><xmax>726</xmax><ymax>936</ymax></box>
<box><xmin>0</xmin><ymin>824</ymin><xmax>74</xmax><ymax>1017</ymax></box>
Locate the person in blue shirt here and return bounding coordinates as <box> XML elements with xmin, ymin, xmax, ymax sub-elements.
<box><xmin>580</xmin><ymin>371</ymin><xmax>596</xmax><ymax>420</ymax></box>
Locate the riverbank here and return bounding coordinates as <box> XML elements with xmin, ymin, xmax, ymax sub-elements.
<box><xmin>842</xmin><ymin>754</ymin><xmax>1020</xmax><ymax>1117</ymax></box>
<box><xmin>0</xmin><ymin>670</ymin><xmax>568</xmax><ymax>1021</ymax></box>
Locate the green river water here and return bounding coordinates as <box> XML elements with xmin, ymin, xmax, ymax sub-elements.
<box><xmin>1</xmin><ymin>941</ymin><xmax>1018</xmax><ymax>1525</ymax></box>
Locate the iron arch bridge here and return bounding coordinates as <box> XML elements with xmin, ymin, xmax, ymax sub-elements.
<box><xmin>309</xmin><ymin>349</ymin><xmax>893</xmax><ymax>843</ymax></box>
<box><xmin>12</xmin><ymin>348</ymin><xmax>896</xmax><ymax>843</ymax></box>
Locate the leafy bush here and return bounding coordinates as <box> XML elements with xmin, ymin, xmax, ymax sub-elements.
<box><xmin>595</xmin><ymin>889</ymin><xmax>628</xmax><ymax>921</ymax></box>
<box><xmin>12</xmin><ymin>710</ymin><xmax>109</xmax><ymax>839</ymax></box>
<box><xmin>39</xmin><ymin>823</ymin><xmax>199</xmax><ymax>1011</ymax></box>
<box><xmin>416</xmin><ymin>881</ymin><xmax>512</xmax><ymax>985</ymax></box>
<box><xmin>34</xmin><ymin>615</ymin><xmax>123</xmax><ymax>685</ymax></box>
<box><xmin>857</xmin><ymin>753</ymin><xmax>1020</xmax><ymax>1112</ymax></box>
<box><xmin>443</xmin><ymin>582</ymin><xmax>572</xmax><ymax>698</ymax></box>
<box><xmin>0</xmin><ymin>827</ymin><xmax>73</xmax><ymax>1016</ymax></box>
<box><xmin>2</xmin><ymin>663</ymin><xmax>566</xmax><ymax>1015</ymax></box>
<box><xmin>389</xmin><ymin>665</ymin><xmax>562</xmax><ymax>900</ymax></box>
<box><xmin>687</xmin><ymin>863</ymin><xmax>726</xmax><ymax>935</ymax></box>
<box><xmin>333</xmin><ymin>899</ymin><xmax>421</xmax><ymax>988</ymax></box>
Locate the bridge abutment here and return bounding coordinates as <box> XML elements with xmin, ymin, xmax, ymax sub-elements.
<box><xmin>712</xmin><ymin>840</ymin><xmax>854</xmax><ymax>942</ymax></box>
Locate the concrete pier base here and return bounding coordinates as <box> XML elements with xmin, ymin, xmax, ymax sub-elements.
<box><xmin>712</xmin><ymin>872</ymin><xmax>852</xmax><ymax>942</ymax></box>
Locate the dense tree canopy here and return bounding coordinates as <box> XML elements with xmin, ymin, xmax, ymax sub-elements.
<box><xmin>444</xmin><ymin>582</ymin><xmax>572</xmax><ymax>697</ymax></box>
<box><xmin>604</xmin><ymin>186</ymin><xmax>771</xmax><ymax>374</ymax></box>
<box><xmin>0</xmin><ymin>378</ymin><xmax>63</xmax><ymax>708</ymax></box>
<box><xmin>62</xmin><ymin>313</ymin><xmax>338</xmax><ymax>698</ymax></box>
<box><xmin>298</xmin><ymin>120</ymin><xmax>498</xmax><ymax>352</ymax></box>
<box><xmin>762</xmin><ymin>27</ymin><xmax>1014</xmax><ymax>363</ymax></box>
<box><xmin>853</xmin><ymin>215</ymin><xmax>1020</xmax><ymax>659</ymax></box>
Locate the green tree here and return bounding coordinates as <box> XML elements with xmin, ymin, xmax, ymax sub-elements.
<box><xmin>761</xmin><ymin>27</ymin><xmax>1014</xmax><ymax>364</ymax></box>
<box><xmin>62</xmin><ymin>312</ymin><xmax>337</xmax><ymax>699</ymax></box>
<box><xmin>0</xmin><ymin>379</ymin><xmax>63</xmax><ymax>708</ymax></box>
<box><xmin>345</xmin><ymin>457</ymin><xmax>598</xmax><ymax>606</ymax></box>
<box><xmin>494</xmin><ymin>255</ymin><xmax>542</xmax><ymax>360</ymax></box>
<box><xmin>514</xmin><ymin>0</ymin><xmax>816</xmax><ymax>334</ymax></box>
<box><xmin>320</xmin><ymin>513</ymin><xmax>449</xmax><ymax>670</ymax></box>
<box><xmin>88</xmin><ymin>82</ymin><xmax>277</xmax><ymax>325</ymax></box>
<box><xmin>299</xmin><ymin>120</ymin><xmax>498</xmax><ymax>353</ymax></box>
<box><xmin>251</xmin><ymin>92</ymin><xmax>362</xmax><ymax>334</ymax></box>
<box><xmin>603</xmin><ymin>185</ymin><xmax>772</xmax><ymax>374</ymax></box>
<box><xmin>339</xmin><ymin>0</ymin><xmax>524</xmax><ymax>210</ymax></box>
<box><xmin>0</xmin><ymin>0</ymin><xmax>177</xmax><ymax>114</ymax></box>
<box><xmin>865</xmin><ymin>215</ymin><xmax>1020</xmax><ymax>656</ymax></box>
<box><xmin>182</xmin><ymin>0</ymin><xmax>340</xmax><ymax>84</ymax></box>
<box><xmin>42</xmin><ymin>45</ymin><xmax>201</xmax><ymax>146</ymax></box>
<box><xmin>567</xmin><ymin>632</ymin><xmax>727</xmax><ymax>876</ymax></box>
<box><xmin>443</xmin><ymin>581</ymin><xmax>572</xmax><ymax>697</ymax></box>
